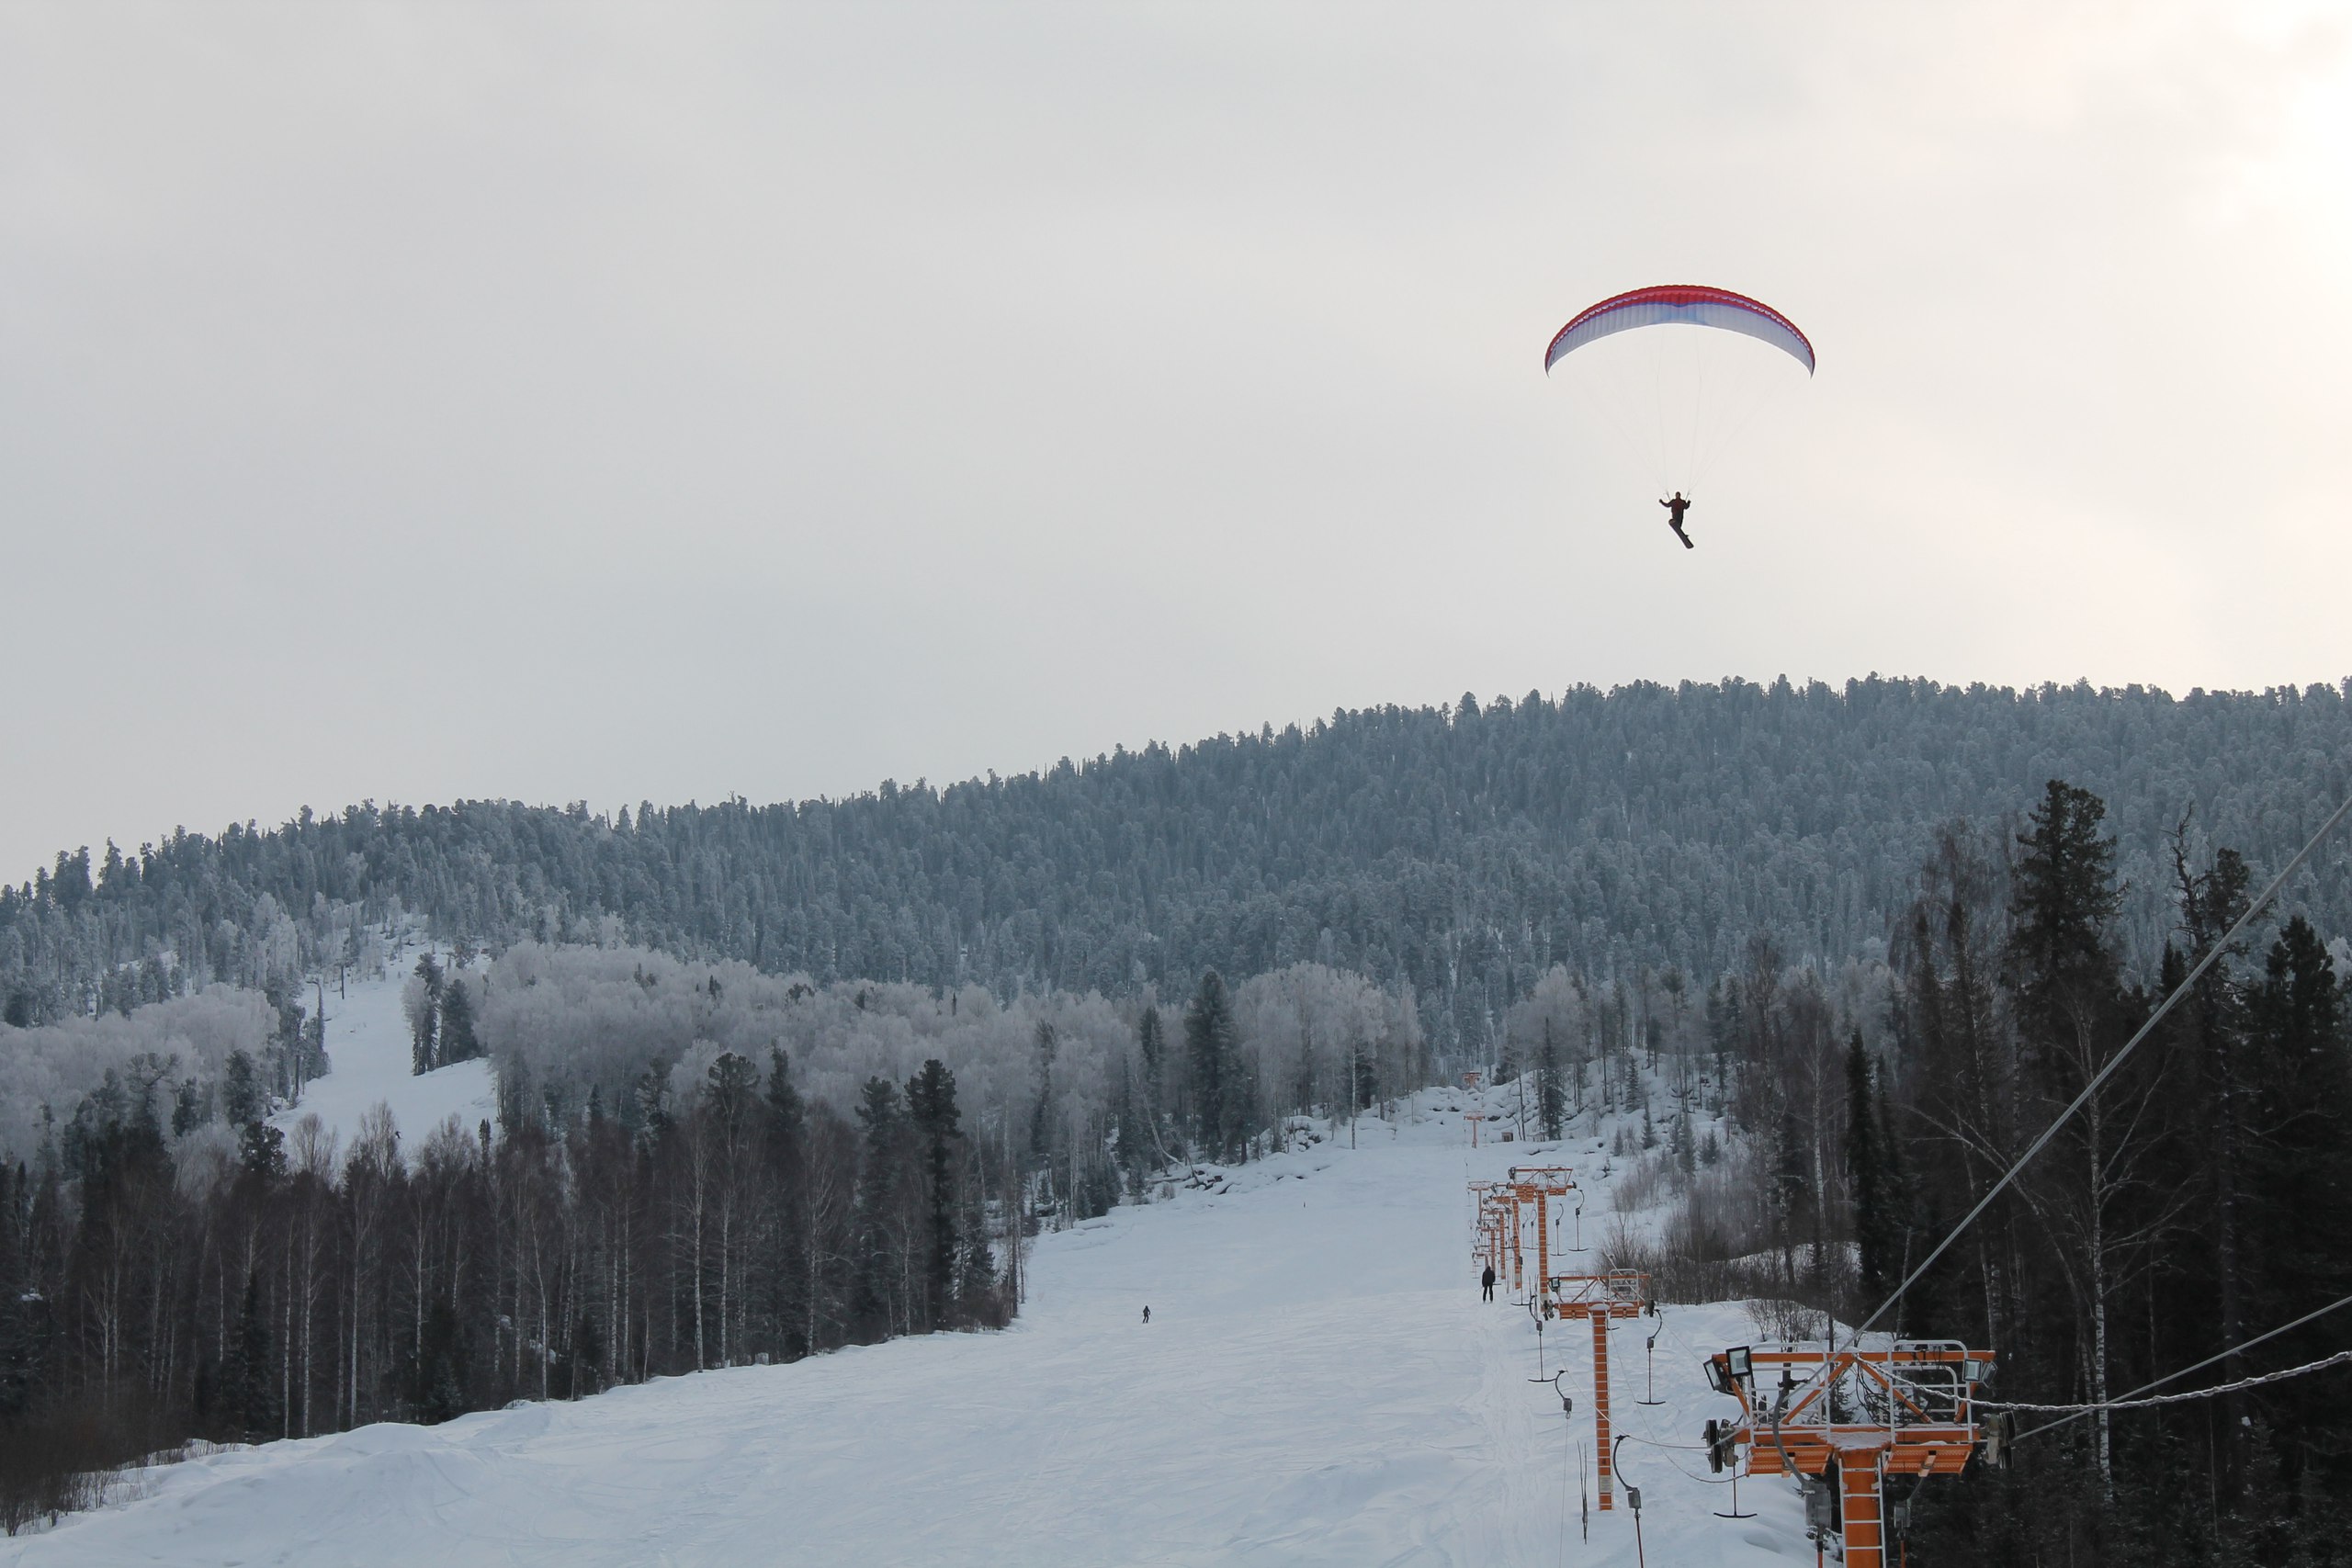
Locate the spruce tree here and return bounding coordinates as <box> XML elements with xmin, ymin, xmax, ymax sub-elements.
<box><xmin>436</xmin><ymin>979</ymin><xmax>479</xmax><ymax>1065</ymax></box>
<box><xmin>410</xmin><ymin>954</ymin><xmax>446</xmax><ymax>1075</ymax></box>
<box><xmin>1770</xmin><ymin>1111</ymin><xmax>1808</xmax><ymax>1280</ymax></box>
<box><xmin>223</xmin><ymin>1269</ymin><xmax>275</xmax><ymax>1438</ymax></box>
<box><xmin>852</xmin><ymin>1077</ymin><xmax>903</xmax><ymax>1337</ymax></box>
<box><xmin>1185</xmin><ymin>970</ymin><xmax>1242</xmax><ymax>1162</ymax></box>
<box><xmin>2003</xmin><ymin>778</ymin><xmax>2136</xmax><ymax>1494</ymax></box>
<box><xmin>2005</xmin><ymin>779</ymin><xmax>2122</xmax><ymax>1058</ymax></box>
<box><xmin>1028</xmin><ymin>1021</ymin><xmax>1057</xmax><ymax>1185</ymax></box>
<box><xmin>2242</xmin><ymin>916</ymin><xmax>2352</xmax><ymax>1502</ymax></box>
<box><xmin>417</xmin><ymin>1298</ymin><xmax>467</xmax><ymax>1423</ymax></box>
<box><xmin>1136</xmin><ymin>1005</ymin><xmax>1164</xmax><ymax>1114</ymax></box>
<box><xmin>763</xmin><ymin>1047</ymin><xmax>808</xmax><ymax>1352</ymax></box>
<box><xmin>905</xmin><ymin>1059</ymin><xmax>962</xmax><ymax>1328</ymax></box>
<box><xmin>221</xmin><ymin>1049</ymin><xmax>262</xmax><ymax>1125</ymax></box>
<box><xmin>2175</xmin><ymin>839</ymin><xmax>2254</xmax><ymax>1376</ymax></box>
<box><xmin>1844</xmin><ymin>1030</ymin><xmax>1897</xmax><ymax>1307</ymax></box>
<box><xmin>238</xmin><ymin>1117</ymin><xmax>286</xmax><ymax>1181</ymax></box>
<box><xmin>765</xmin><ymin>1048</ymin><xmax>804</xmax><ymax>1161</ymax></box>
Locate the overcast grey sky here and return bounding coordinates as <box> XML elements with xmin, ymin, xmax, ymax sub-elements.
<box><xmin>5</xmin><ymin>3</ymin><xmax>2348</xmax><ymax>880</ymax></box>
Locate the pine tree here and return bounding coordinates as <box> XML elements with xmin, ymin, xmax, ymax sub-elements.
<box><xmin>706</xmin><ymin>1051</ymin><xmax>758</xmax><ymax>1114</ymax></box>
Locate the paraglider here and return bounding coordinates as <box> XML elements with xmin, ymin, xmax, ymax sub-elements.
<box><xmin>1543</xmin><ymin>286</ymin><xmax>1813</xmax><ymax>549</ymax></box>
<box><xmin>1544</xmin><ymin>285</ymin><xmax>1815</xmax><ymax>378</ymax></box>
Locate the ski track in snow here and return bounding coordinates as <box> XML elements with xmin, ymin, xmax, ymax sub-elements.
<box><xmin>11</xmin><ymin>1105</ymin><xmax>1826</xmax><ymax>1566</ymax></box>
<box><xmin>270</xmin><ymin>947</ymin><xmax>494</xmax><ymax>1153</ymax></box>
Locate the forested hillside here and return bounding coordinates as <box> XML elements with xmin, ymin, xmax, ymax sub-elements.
<box><xmin>1</xmin><ymin>678</ymin><xmax>2349</xmax><ymax>1561</ymax></box>
<box><xmin>6</xmin><ymin>679</ymin><xmax>2350</xmax><ymax>1057</ymax></box>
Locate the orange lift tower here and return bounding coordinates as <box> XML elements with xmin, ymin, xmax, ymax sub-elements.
<box><xmin>1502</xmin><ymin>1167</ymin><xmax>1578</xmax><ymax>1301</ymax></box>
<box><xmin>1466</xmin><ymin>1182</ymin><xmax>1504</xmax><ymax>1278</ymax></box>
<box><xmin>1471</xmin><ymin>1189</ymin><xmax>1512</xmax><ymax>1282</ymax></box>
<box><xmin>1699</xmin><ymin>1337</ymin><xmax>1996</xmax><ymax>1568</ymax></box>
<box><xmin>1487</xmin><ymin>1192</ymin><xmax>1518</xmax><ymax>1280</ymax></box>
<box><xmin>1462</xmin><ymin>1069</ymin><xmax>1487</xmax><ymax>1147</ymax></box>
<box><xmin>1543</xmin><ymin>1268</ymin><xmax>1651</xmax><ymax>1511</ymax></box>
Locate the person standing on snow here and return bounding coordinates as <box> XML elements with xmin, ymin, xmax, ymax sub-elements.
<box><xmin>1142</xmin><ymin>1305</ymin><xmax>1151</xmax><ymax>1325</ymax></box>
<box><xmin>1481</xmin><ymin>1265</ymin><xmax>1497</xmax><ymax>1302</ymax></box>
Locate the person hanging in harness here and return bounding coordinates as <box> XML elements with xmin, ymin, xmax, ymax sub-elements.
<box><xmin>1481</xmin><ymin>1264</ymin><xmax>1498</xmax><ymax>1302</ymax></box>
<box><xmin>1659</xmin><ymin>492</ymin><xmax>1694</xmax><ymax>550</ymax></box>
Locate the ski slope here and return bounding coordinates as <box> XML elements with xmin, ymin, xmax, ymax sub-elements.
<box><xmin>12</xmin><ymin>1103</ymin><xmax>1829</xmax><ymax>1567</ymax></box>
<box><xmin>270</xmin><ymin>947</ymin><xmax>494</xmax><ymax>1153</ymax></box>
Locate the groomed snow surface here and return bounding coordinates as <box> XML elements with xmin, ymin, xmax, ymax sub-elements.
<box><xmin>11</xmin><ymin>1099</ymin><xmax>1835</xmax><ymax>1567</ymax></box>
<box><xmin>269</xmin><ymin>945</ymin><xmax>495</xmax><ymax>1153</ymax></box>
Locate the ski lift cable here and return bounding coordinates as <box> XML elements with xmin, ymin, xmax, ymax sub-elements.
<box><xmin>1840</xmin><ymin>778</ymin><xmax>2352</xmax><ymax>1352</ymax></box>
<box><xmin>1611</xmin><ymin>1430</ymin><xmax>1714</xmax><ymax>1456</ymax></box>
<box><xmin>1976</xmin><ymin>1349</ymin><xmax>2352</xmax><ymax>1416</ymax></box>
<box><xmin>1614</xmin><ymin>1429</ymin><xmax>1736</xmax><ymax>1486</ymax></box>
<box><xmin>2009</xmin><ymin>1288</ymin><xmax>2352</xmax><ymax>1443</ymax></box>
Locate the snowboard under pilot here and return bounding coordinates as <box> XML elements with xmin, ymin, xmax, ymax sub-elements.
<box><xmin>1481</xmin><ymin>1264</ymin><xmax>1497</xmax><ymax>1302</ymax></box>
<box><xmin>1660</xmin><ymin>492</ymin><xmax>1694</xmax><ymax>550</ymax></box>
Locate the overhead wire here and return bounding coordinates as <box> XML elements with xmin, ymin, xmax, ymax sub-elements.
<box><xmin>1979</xmin><ymin>1350</ymin><xmax>2352</xmax><ymax>1416</ymax></box>
<box><xmin>2011</xmin><ymin>1288</ymin><xmax>2352</xmax><ymax>1443</ymax></box>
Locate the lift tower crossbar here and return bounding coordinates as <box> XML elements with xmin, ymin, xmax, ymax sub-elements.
<box><xmin>1701</xmin><ymin>1338</ymin><xmax>1996</xmax><ymax>1568</ymax></box>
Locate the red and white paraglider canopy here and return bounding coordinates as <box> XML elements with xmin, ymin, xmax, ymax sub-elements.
<box><xmin>1544</xmin><ymin>285</ymin><xmax>1815</xmax><ymax>377</ymax></box>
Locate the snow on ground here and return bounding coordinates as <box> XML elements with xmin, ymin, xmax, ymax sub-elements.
<box><xmin>270</xmin><ymin>943</ymin><xmax>494</xmax><ymax>1153</ymax></box>
<box><xmin>15</xmin><ymin>1093</ymin><xmax>1830</xmax><ymax>1567</ymax></box>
